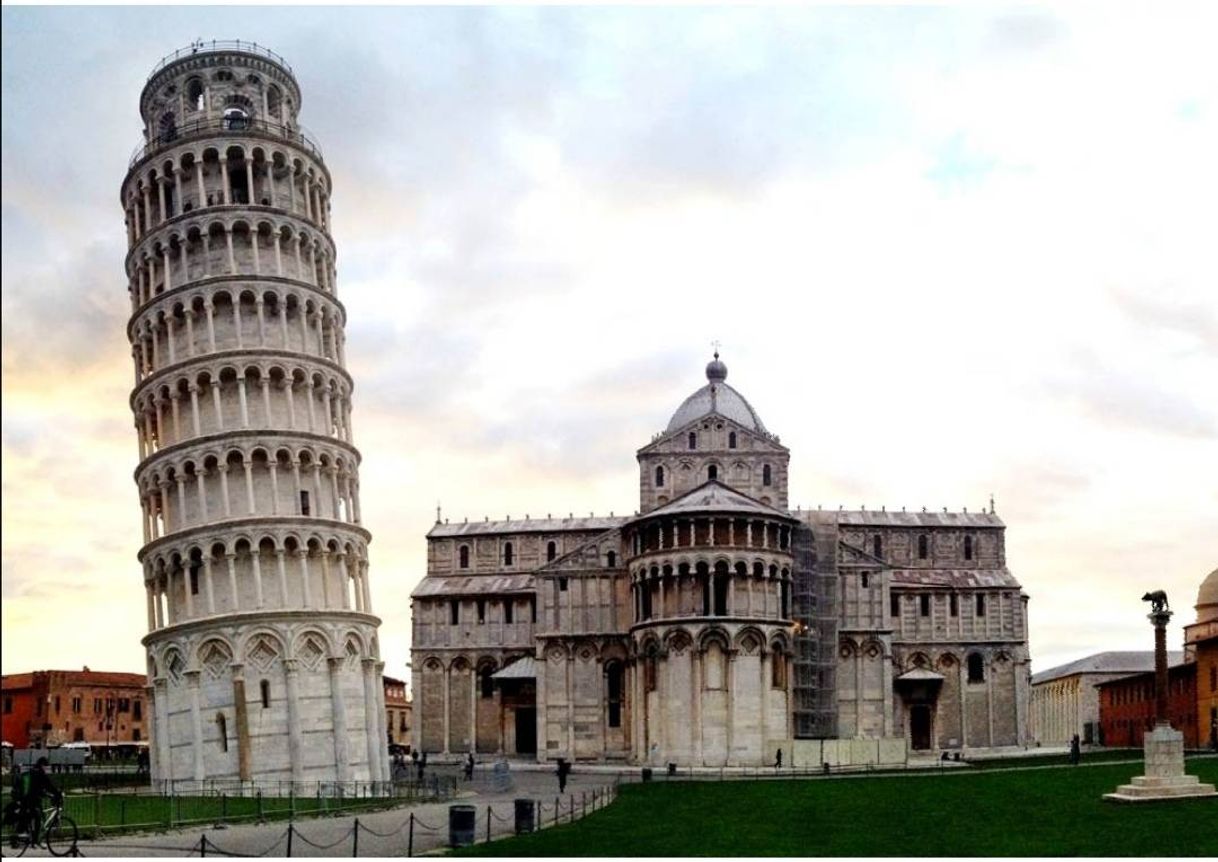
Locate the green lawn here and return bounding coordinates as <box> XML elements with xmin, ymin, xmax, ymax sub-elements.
<box><xmin>461</xmin><ymin>758</ymin><xmax>1218</xmax><ymax>856</ymax></box>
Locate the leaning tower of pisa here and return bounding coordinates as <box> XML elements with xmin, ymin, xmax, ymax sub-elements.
<box><xmin>122</xmin><ymin>41</ymin><xmax>386</xmax><ymax>790</ymax></box>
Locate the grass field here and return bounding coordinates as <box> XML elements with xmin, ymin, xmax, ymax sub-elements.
<box><xmin>460</xmin><ymin>758</ymin><xmax>1218</xmax><ymax>856</ymax></box>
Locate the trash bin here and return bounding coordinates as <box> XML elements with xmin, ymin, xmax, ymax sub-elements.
<box><xmin>666</xmin><ymin>762</ymin><xmax>677</xmax><ymax>777</ymax></box>
<box><xmin>449</xmin><ymin>804</ymin><xmax>477</xmax><ymax>847</ymax></box>
<box><xmin>641</xmin><ymin>767</ymin><xmax>653</xmax><ymax>782</ymax></box>
<box><xmin>514</xmin><ymin>798</ymin><xmax>535</xmax><ymax>834</ymax></box>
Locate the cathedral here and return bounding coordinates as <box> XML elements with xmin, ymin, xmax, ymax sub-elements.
<box><xmin>410</xmin><ymin>354</ymin><xmax>1031</xmax><ymax>765</ymax></box>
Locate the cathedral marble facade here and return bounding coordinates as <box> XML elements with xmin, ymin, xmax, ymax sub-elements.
<box><xmin>410</xmin><ymin>356</ymin><xmax>1031</xmax><ymax>764</ymax></box>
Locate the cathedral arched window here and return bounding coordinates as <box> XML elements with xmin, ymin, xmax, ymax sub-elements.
<box><xmin>503</xmin><ymin>542</ymin><xmax>514</xmax><ymax>567</ymax></box>
<box><xmin>918</xmin><ymin>534</ymin><xmax>929</xmax><ymax>560</ymax></box>
<box><xmin>688</xmin><ymin>431</ymin><xmax>697</xmax><ymax>450</ymax></box>
<box><xmin>547</xmin><ymin>541</ymin><xmax>557</xmax><ymax>562</ymax></box>
<box><xmin>707</xmin><ymin>465</ymin><xmax>718</xmax><ymax>481</ymax></box>
<box><xmin>964</xmin><ymin>534</ymin><xmax>974</xmax><ymax>561</ymax></box>
<box><xmin>458</xmin><ymin>545</ymin><xmax>470</xmax><ymax>569</ymax></box>
<box><xmin>762</xmin><ymin>464</ymin><xmax>772</xmax><ymax>486</ymax></box>
<box><xmin>873</xmin><ymin>534</ymin><xmax>882</xmax><ymax>557</ymax></box>
<box><xmin>728</xmin><ymin>431</ymin><xmax>737</xmax><ymax>449</ymax></box>
<box><xmin>772</xmin><ymin>651</ymin><xmax>787</xmax><ymax>688</ymax></box>
<box><xmin>606</xmin><ymin>551</ymin><xmax>616</xmax><ymax>568</ymax></box>
<box><xmin>655</xmin><ymin>466</ymin><xmax>665</xmax><ymax>487</ymax></box>
<box><xmin>606</xmin><ymin>662</ymin><xmax>624</xmax><ymax>728</ymax></box>
<box><xmin>967</xmin><ymin>652</ymin><xmax>985</xmax><ymax>684</ymax></box>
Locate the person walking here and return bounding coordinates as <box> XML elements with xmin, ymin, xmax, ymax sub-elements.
<box><xmin>464</xmin><ymin>751</ymin><xmax>475</xmax><ymax>781</ymax></box>
<box><xmin>1069</xmin><ymin>734</ymin><xmax>1081</xmax><ymax>766</ymax></box>
<box><xmin>774</xmin><ymin>748</ymin><xmax>783</xmax><ymax>770</ymax></box>
<box><xmin>556</xmin><ymin>757</ymin><xmax>571</xmax><ymax>793</ymax></box>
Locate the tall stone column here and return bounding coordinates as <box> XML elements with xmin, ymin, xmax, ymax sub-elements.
<box><xmin>328</xmin><ymin>657</ymin><xmax>351</xmax><ymax>782</ymax></box>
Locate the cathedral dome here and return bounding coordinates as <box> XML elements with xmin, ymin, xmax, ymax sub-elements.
<box><xmin>666</xmin><ymin>353</ymin><xmax>767</xmax><ymax>433</ymax></box>
<box><xmin>1197</xmin><ymin>567</ymin><xmax>1218</xmax><ymax>623</ymax></box>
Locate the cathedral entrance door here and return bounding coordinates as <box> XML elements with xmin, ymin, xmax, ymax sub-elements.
<box><xmin>910</xmin><ymin>704</ymin><xmax>932</xmax><ymax>750</ymax></box>
<box><xmin>515</xmin><ymin>707</ymin><xmax>537</xmax><ymax>755</ymax></box>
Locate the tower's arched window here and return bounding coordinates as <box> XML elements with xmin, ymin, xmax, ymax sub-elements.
<box><xmin>159</xmin><ymin>112</ymin><xmax>177</xmax><ymax>143</ymax></box>
<box><xmin>267</xmin><ymin>84</ymin><xmax>282</xmax><ymax>118</ymax></box>
<box><xmin>216</xmin><ymin>713</ymin><xmax>228</xmax><ymax>751</ymax></box>
<box><xmin>918</xmin><ymin>534</ymin><xmax>929</xmax><ymax>560</ymax></box>
<box><xmin>187</xmin><ymin>78</ymin><xmax>204</xmax><ymax>111</ymax></box>
<box><xmin>222</xmin><ymin>107</ymin><xmax>249</xmax><ymax>131</ymax></box>
<box><xmin>964</xmin><ymin>534</ymin><xmax>974</xmax><ymax>561</ymax></box>
<box><xmin>873</xmin><ymin>534</ymin><xmax>882</xmax><ymax>557</ymax></box>
<box><xmin>707</xmin><ymin>465</ymin><xmax>718</xmax><ymax>481</ymax></box>
<box><xmin>728</xmin><ymin>431</ymin><xmax>737</xmax><ymax>449</ymax></box>
<box><xmin>655</xmin><ymin>466</ymin><xmax>665</xmax><ymax>487</ymax></box>
<box><xmin>762</xmin><ymin>464</ymin><xmax>772</xmax><ymax>486</ymax></box>
<box><xmin>688</xmin><ymin>431</ymin><xmax>697</xmax><ymax>450</ymax></box>
<box><xmin>458</xmin><ymin>545</ymin><xmax>469</xmax><ymax>569</ymax></box>
<box><xmin>503</xmin><ymin>542</ymin><xmax>514</xmax><ymax>566</ymax></box>
<box><xmin>260</xmin><ymin>679</ymin><xmax>270</xmax><ymax>708</ymax></box>
<box><xmin>967</xmin><ymin>653</ymin><xmax>985</xmax><ymax>683</ymax></box>
<box><xmin>547</xmin><ymin>541</ymin><xmax>557</xmax><ymax>562</ymax></box>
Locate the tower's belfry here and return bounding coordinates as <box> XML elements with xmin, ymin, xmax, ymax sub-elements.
<box><xmin>122</xmin><ymin>41</ymin><xmax>386</xmax><ymax>789</ymax></box>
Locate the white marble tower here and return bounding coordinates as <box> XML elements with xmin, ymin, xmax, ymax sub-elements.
<box><xmin>122</xmin><ymin>41</ymin><xmax>386</xmax><ymax>790</ymax></box>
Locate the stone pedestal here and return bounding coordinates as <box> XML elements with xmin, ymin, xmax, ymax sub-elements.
<box><xmin>1104</xmin><ymin>724</ymin><xmax>1218</xmax><ymax>802</ymax></box>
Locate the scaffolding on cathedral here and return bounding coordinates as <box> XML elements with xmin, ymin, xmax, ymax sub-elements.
<box><xmin>792</xmin><ymin>524</ymin><xmax>839</xmax><ymax>738</ymax></box>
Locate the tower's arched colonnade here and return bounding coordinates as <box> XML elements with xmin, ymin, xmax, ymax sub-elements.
<box><xmin>124</xmin><ymin>42</ymin><xmax>385</xmax><ymax>791</ymax></box>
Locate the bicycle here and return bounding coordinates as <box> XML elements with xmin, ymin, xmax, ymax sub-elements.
<box><xmin>8</xmin><ymin>800</ymin><xmax>79</xmax><ymax>857</ymax></box>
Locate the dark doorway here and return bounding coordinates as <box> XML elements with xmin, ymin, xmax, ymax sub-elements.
<box><xmin>514</xmin><ymin>707</ymin><xmax>537</xmax><ymax>755</ymax></box>
<box><xmin>910</xmin><ymin>705</ymin><xmax>932</xmax><ymax>750</ymax></box>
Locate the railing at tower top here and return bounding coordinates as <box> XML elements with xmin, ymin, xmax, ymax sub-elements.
<box><xmin>146</xmin><ymin>40</ymin><xmax>293</xmax><ymax>82</ymax></box>
<box><xmin>128</xmin><ymin>116</ymin><xmax>323</xmax><ymax>169</ymax></box>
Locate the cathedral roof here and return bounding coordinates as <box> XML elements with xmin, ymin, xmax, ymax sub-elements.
<box><xmin>1030</xmin><ymin>651</ymin><xmax>1183</xmax><ymax>685</ymax></box>
<box><xmin>666</xmin><ymin>353</ymin><xmax>767</xmax><ymax>433</ymax></box>
<box><xmin>796</xmin><ymin>509</ymin><xmax>1005</xmax><ymax>529</ymax></box>
<box><xmin>633</xmin><ymin>480</ymin><xmax>795</xmax><ymax>523</ymax></box>
<box><xmin>1197</xmin><ymin>567</ymin><xmax>1218</xmax><ymax>622</ymax></box>
<box><xmin>889</xmin><ymin>568</ymin><xmax>1021</xmax><ymax>590</ymax></box>
<box><xmin>428</xmin><ymin>515</ymin><xmax>626</xmax><ymax>539</ymax></box>
<box><xmin>410</xmin><ymin>574</ymin><xmax>535</xmax><ymax>598</ymax></box>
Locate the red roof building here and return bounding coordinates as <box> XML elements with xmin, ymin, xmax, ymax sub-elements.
<box><xmin>2</xmin><ymin>669</ymin><xmax>147</xmax><ymax>749</ymax></box>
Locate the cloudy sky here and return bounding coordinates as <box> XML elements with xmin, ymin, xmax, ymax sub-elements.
<box><xmin>2</xmin><ymin>4</ymin><xmax>1216</xmax><ymax>685</ymax></box>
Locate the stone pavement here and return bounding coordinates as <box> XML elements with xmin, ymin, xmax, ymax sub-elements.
<box><xmin>12</xmin><ymin>769</ymin><xmax>615</xmax><ymax>858</ymax></box>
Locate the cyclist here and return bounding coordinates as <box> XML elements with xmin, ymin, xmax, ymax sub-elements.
<box><xmin>13</xmin><ymin>757</ymin><xmax>63</xmax><ymax>845</ymax></box>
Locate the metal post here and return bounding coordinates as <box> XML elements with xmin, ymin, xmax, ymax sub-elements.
<box><xmin>554</xmin><ymin>797</ymin><xmax>559</xmax><ymax>826</ymax></box>
<box><xmin>569</xmin><ymin>794</ymin><xmax>574</xmax><ymax>823</ymax></box>
<box><xmin>407</xmin><ymin>813</ymin><xmax>414</xmax><ymax>857</ymax></box>
<box><xmin>352</xmin><ymin>817</ymin><xmax>359</xmax><ymax>857</ymax></box>
<box><xmin>257</xmin><ymin>789</ymin><xmax>264</xmax><ymax>822</ymax></box>
<box><xmin>200</xmin><ymin>835</ymin><xmax>207</xmax><ymax>856</ymax></box>
<box><xmin>486</xmin><ymin>805</ymin><xmax>491</xmax><ymax>843</ymax></box>
<box><xmin>286</xmin><ymin>824</ymin><xmax>294</xmax><ymax>857</ymax></box>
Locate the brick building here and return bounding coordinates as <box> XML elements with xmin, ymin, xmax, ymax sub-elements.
<box><xmin>384</xmin><ymin>675</ymin><xmax>412</xmax><ymax>750</ymax></box>
<box><xmin>1096</xmin><ymin>662</ymin><xmax>1198</xmax><ymax>748</ymax></box>
<box><xmin>1</xmin><ymin>669</ymin><xmax>147</xmax><ymax>749</ymax></box>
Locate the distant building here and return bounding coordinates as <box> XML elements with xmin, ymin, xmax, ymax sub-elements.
<box><xmin>1</xmin><ymin>669</ymin><xmax>148</xmax><ymax>749</ymax></box>
<box><xmin>384</xmin><ymin>675</ymin><xmax>412</xmax><ymax>750</ymax></box>
<box><xmin>1030</xmin><ymin>652</ymin><xmax>1179</xmax><ymax>746</ymax></box>
<box><xmin>1096</xmin><ymin>662</ymin><xmax>1198</xmax><ymax>748</ymax></box>
<box><xmin>1183</xmin><ymin>568</ymin><xmax>1218</xmax><ymax>749</ymax></box>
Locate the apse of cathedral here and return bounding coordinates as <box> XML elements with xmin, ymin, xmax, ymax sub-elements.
<box><xmin>410</xmin><ymin>354</ymin><xmax>1031</xmax><ymax>765</ymax></box>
